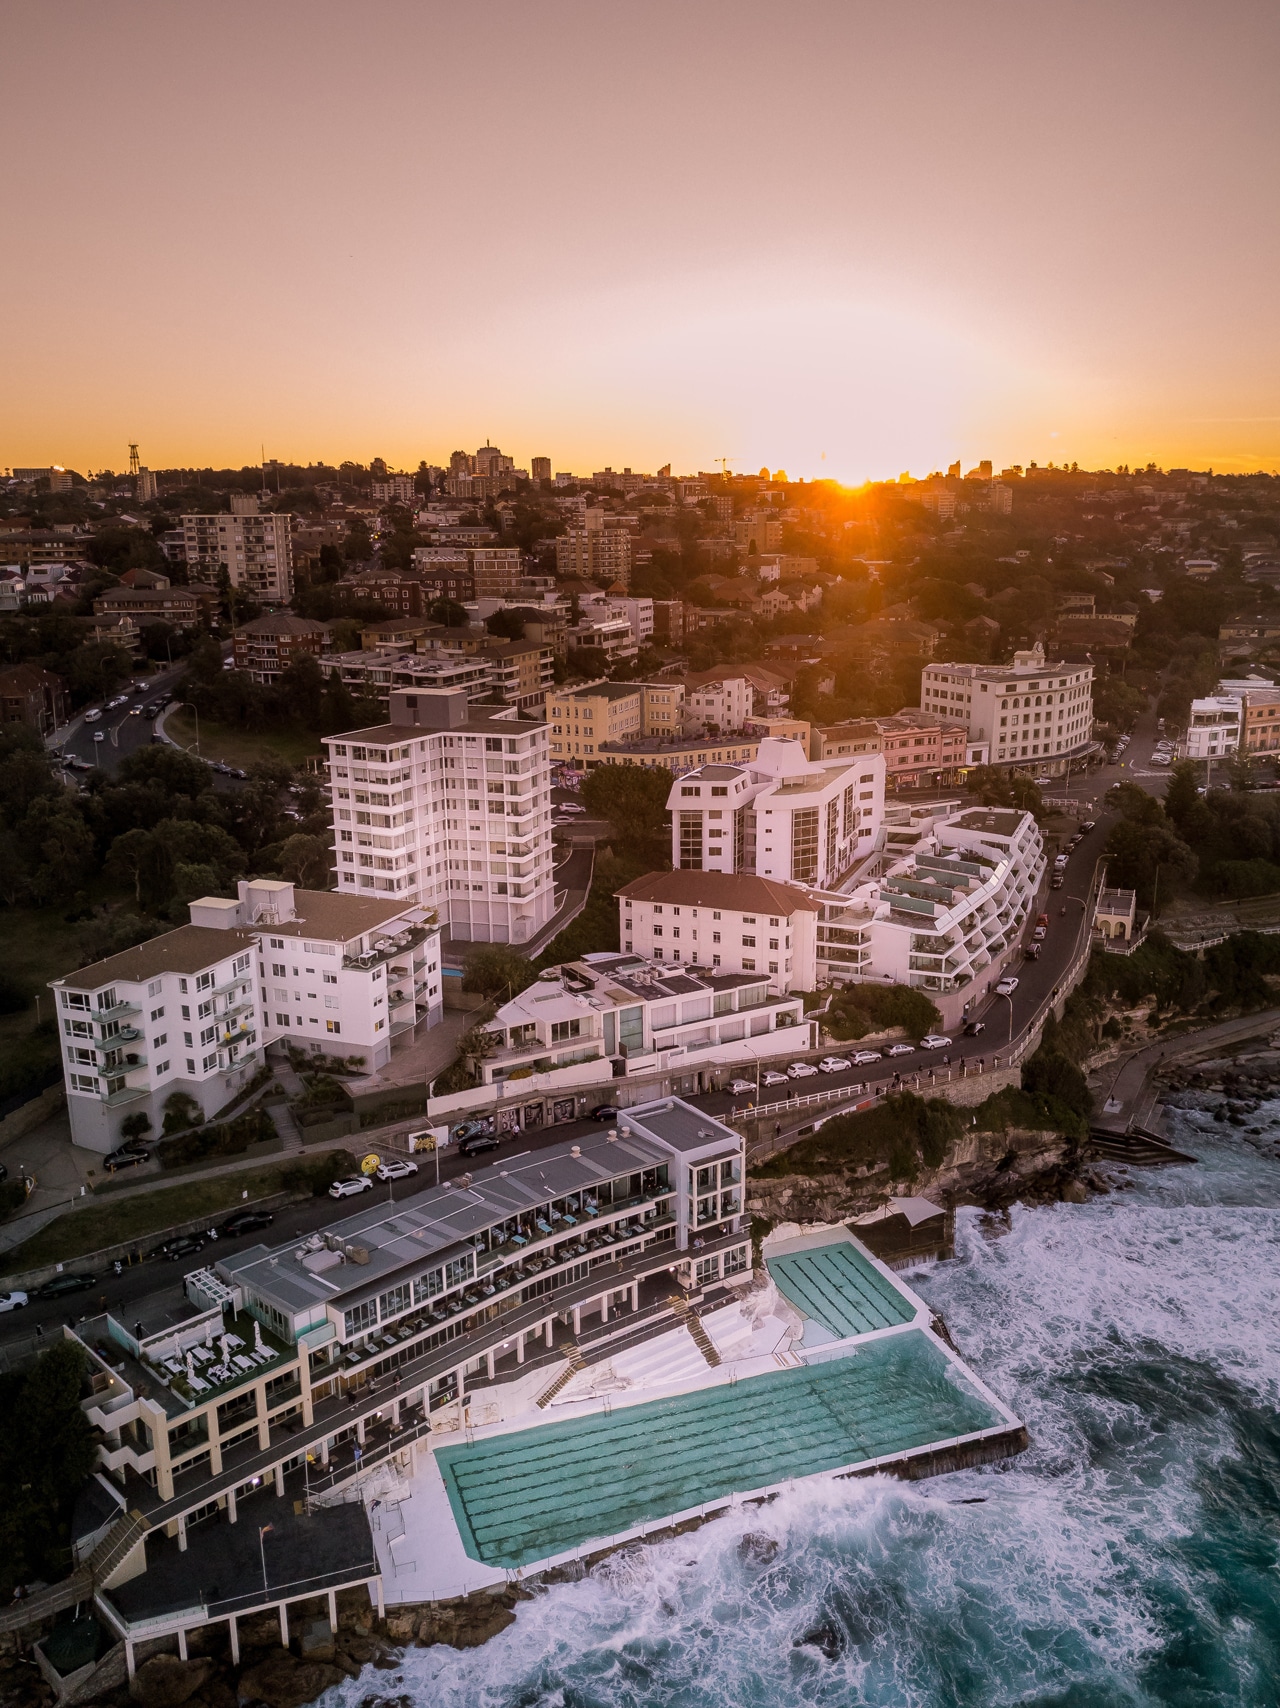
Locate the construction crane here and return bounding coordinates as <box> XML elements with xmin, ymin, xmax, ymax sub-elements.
<box><xmin>717</xmin><ymin>457</ymin><xmax>733</xmax><ymax>478</ymax></box>
<box><xmin>128</xmin><ymin>444</ymin><xmax>141</xmax><ymax>477</ymax></box>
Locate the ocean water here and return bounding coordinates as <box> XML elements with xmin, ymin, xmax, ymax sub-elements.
<box><xmin>336</xmin><ymin>1107</ymin><xmax>1280</xmax><ymax>1708</ymax></box>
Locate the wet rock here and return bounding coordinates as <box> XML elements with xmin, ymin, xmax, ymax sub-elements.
<box><xmin>415</xmin><ymin>1602</ymin><xmax>516</xmax><ymax>1650</ymax></box>
<box><xmin>737</xmin><ymin>1532</ymin><xmax>779</xmax><ymax>1567</ymax></box>
<box><xmin>192</xmin><ymin>1684</ymin><xmax>237</xmax><ymax>1708</ymax></box>
<box><xmin>380</xmin><ymin>1611</ymin><xmax>419</xmax><ymax>1644</ymax></box>
<box><xmin>130</xmin><ymin>1656</ymin><xmax>215</xmax><ymax>1708</ymax></box>
<box><xmin>794</xmin><ymin>1622</ymin><xmax>843</xmax><ymax>1661</ymax></box>
<box><xmin>1060</xmin><ymin>1178</ymin><xmax>1089</xmax><ymax>1204</ymax></box>
<box><xmin>296</xmin><ymin>1622</ymin><xmax>334</xmax><ymax>1663</ymax></box>
<box><xmin>235</xmin><ymin>1652</ymin><xmax>344</xmax><ymax>1708</ymax></box>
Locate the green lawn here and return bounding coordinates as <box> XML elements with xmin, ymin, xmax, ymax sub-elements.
<box><xmin>166</xmin><ymin>711</ymin><xmax>323</xmax><ymax>770</ymax></box>
<box><xmin>2</xmin><ymin>1151</ymin><xmax>350</xmax><ymax>1272</ymax></box>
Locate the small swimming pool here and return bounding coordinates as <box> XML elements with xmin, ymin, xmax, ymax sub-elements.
<box><xmin>436</xmin><ymin>1329</ymin><xmax>1003</xmax><ymax>1568</ymax></box>
<box><xmin>766</xmin><ymin>1235</ymin><xmax>917</xmax><ymax>1338</ymax></box>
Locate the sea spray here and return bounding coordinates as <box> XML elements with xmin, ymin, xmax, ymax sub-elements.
<box><xmin>333</xmin><ymin>1109</ymin><xmax>1280</xmax><ymax>1707</ymax></box>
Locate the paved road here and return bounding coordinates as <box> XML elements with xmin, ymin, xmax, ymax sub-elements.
<box><xmin>51</xmin><ymin>665</ymin><xmax>190</xmax><ymax>779</ymax></box>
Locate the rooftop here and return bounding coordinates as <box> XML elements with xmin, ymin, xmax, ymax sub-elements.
<box><xmin>52</xmin><ymin>923</ymin><xmax>255</xmax><ymax>992</ymax></box>
<box><xmin>615</xmin><ymin>871</ymin><xmax>820</xmax><ymax>915</ymax></box>
<box><xmin>950</xmin><ymin>809</ymin><xmax>1026</xmax><ymax>837</ymax></box>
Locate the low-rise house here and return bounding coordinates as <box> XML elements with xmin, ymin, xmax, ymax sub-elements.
<box><xmin>0</xmin><ymin>662</ymin><xmax>68</xmax><ymax>733</ymax></box>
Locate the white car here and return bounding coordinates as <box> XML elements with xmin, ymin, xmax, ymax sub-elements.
<box><xmin>93</xmin><ymin>731</ymin><xmax>105</xmax><ymax>742</ymax></box>
<box><xmin>761</xmin><ymin>1070</ymin><xmax>789</xmax><ymax>1087</ymax></box>
<box><xmin>726</xmin><ymin>1078</ymin><xmax>756</xmax><ymax>1095</ymax></box>
<box><xmin>787</xmin><ymin>1061</ymin><xmax>819</xmax><ymax>1079</ymax></box>
<box><xmin>0</xmin><ymin>1290</ymin><xmax>28</xmax><ymax>1312</ymax></box>
<box><xmin>1150</xmin><ymin>754</ymin><xmax>1172</xmax><ymax>766</ymax></box>
<box><xmin>850</xmin><ymin>1050</ymin><xmax>883</xmax><ymax>1066</ymax></box>
<box><xmin>919</xmin><ymin>1034</ymin><xmax>952</xmax><ymax>1050</ymax></box>
<box><xmin>558</xmin><ymin>802</ymin><xmax>586</xmax><ymax>814</ymax></box>
<box><xmin>995</xmin><ymin>977</ymin><xmax>1019</xmax><ymax>996</ymax></box>
<box><xmin>328</xmin><ymin>1175</ymin><xmax>374</xmax><ymax>1198</ymax></box>
<box><xmin>1033</xmin><ymin>925</ymin><xmax>1047</xmax><ymax>940</ymax></box>
<box><xmin>375</xmin><ymin>1158</ymin><xmax>418</xmax><ymax>1181</ymax></box>
<box><xmin>818</xmin><ymin>1056</ymin><xmax>852</xmax><ymax>1074</ymax></box>
<box><xmin>886</xmin><ymin>1043</ymin><xmax>915</xmax><ymax>1057</ymax></box>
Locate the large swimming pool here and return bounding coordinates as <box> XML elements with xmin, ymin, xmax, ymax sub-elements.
<box><xmin>436</xmin><ymin>1329</ymin><xmax>1004</xmax><ymax>1568</ymax></box>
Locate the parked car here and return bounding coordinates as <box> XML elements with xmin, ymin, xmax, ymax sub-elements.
<box><xmin>1150</xmin><ymin>753</ymin><xmax>1172</xmax><ymax>766</ymax></box>
<box><xmin>328</xmin><ymin>1175</ymin><xmax>374</xmax><ymax>1198</ymax></box>
<box><xmin>1053</xmin><ymin>853</ymin><xmax>1068</xmax><ymax>868</ymax></box>
<box><xmin>761</xmin><ymin>1070</ymin><xmax>789</xmax><ymax>1087</ymax></box>
<box><xmin>220</xmin><ymin>1209</ymin><xmax>275</xmax><ymax>1237</ymax></box>
<box><xmin>103</xmin><ymin>1146</ymin><xmax>150</xmax><ymax>1172</ymax></box>
<box><xmin>818</xmin><ymin>1056</ymin><xmax>852</xmax><ymax>1074</ymax></box>
<box><xmin>1025</xmin><ymin>943</ymin><xmax>1042</xmax><ymax>960</ymax></box>
<box><xmin>1051</xmin><ymin>874</ymin><xmax>1065</xmax><ymax>889</ymax></box>
<box><xmin>919</xmin><ymin>1035</ymin><xmax>952</xmax><ymax>1050</ymax></box>
<box><xmin>558</xmin><ymin>802</ymin><xmax>586</xmax><ymax>814</ymax></box>
<box><xmin>0</xmin><ymin>1291</ymin><xmax>28</xmax><ymax>1312</ymax></box>
<box><xmin>725</xmin><ymin>1080</ymin><xmax>756</xmax><ymax>1095</ymax></box>
<box><xmin>32</xmin><ymin>1273</ymin><xmax>97</xmax><ymax>1299</ymax></box>
<box><xmin>1036</xmin><ymin>912</ymin><xmax>1049</xmax><ymax>927</ymax></box>
<box><xmin>1033</xmin><ymin>924</ymin><xmax>1047</xmax><ymax>940</ymax></box>
<box><xmin>457</xmin><ymin>1131</ymin><xmax>501</xmax><ymax>1158</ymax></box>
<box><xmin>995</xmin><ymin>977</ymin><xmax>1019</xmax><ymax>996</ymax></box>
<box><xmin>451</xmin><ymin>1117</ymin><xmax>493</xmax><ymax>1143</ymax></box>
<box><xmin>850</xmin><ymin>1050</ymin><xmax>882</xmax><ymax>1066</ymax></box>
<box><xmin>591</xmin><ymin>1104</ymin><xmax>621</xmax><ymax>1120</ymax></box>
<box><xmin>228</xmin><ymin>767</ymin><xmax>247</xmax><ymax>780</ymax></box>
<box><xmin>1081</xmin><ymin>820</ymin><xmax>1096</xmax><ymax>832</ymax></box>
<box><xmin>962</xmin><ymin>1019</ymin><xmax>986</xmax><ymax>1036</ymax></box>
<box><xmin>787</xmin><ymin>1061</ymin><xmax>819</xmax><ymax>1078</ymax></box>
<box><xmin>83</xmin><ymin>708</ymin><xmax>102</xmax><ymax>723</ymax></box>
<box><xmin>886</xmin><ymin>1043</ymin><xmax>916</xmax><ymax>1056</ymax></box>
<box><xmin>375</xmin><ymin>1158</ymin><xmax>419</xmax><ymax>1181</ymax></box>
<box><xmin>156</xmin><ymin>1235</ymin><xmax>206</xmax><ymax>1262</ymax></box>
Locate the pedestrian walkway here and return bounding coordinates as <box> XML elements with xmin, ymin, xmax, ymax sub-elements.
<box><xmin>1093</xmin><ymin>1007</ymin><xmax>1280</xmax><ymax>1132</ymax></box>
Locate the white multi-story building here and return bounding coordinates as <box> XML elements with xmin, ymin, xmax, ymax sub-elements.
<box><xmin>617</xmin><ymin>872</ymin><xmax>820</xmax><ymax>992</ymax></box>
<box><xmin>919</xmin><ymin>644</ymin><xmax>1094</xmax><ymax>772</ymax></box>
<box><xmin>326</xmin><ymin>687</ymin><xmax>555</xmax><ymax>944</ymax></box>
<box><xmin>683</xmin><ymin>673</ymin><xmax>754</xmax><ymax>735</ymax></box>
<box><xmin>181</xmin><ymin>505</ymin><xmax>294</xmax><ymax>601</ymax></box>
<box><xmin>666</xmin><ymin>736</ymin><xmax>886</xmax><ymax>888</ymax></box>
<box><xmin>52</xmin><ymin>879</ymin><xmax>442</xmax><ymax>1154</ymax></box>
<box><xmin>1184</xmin><ymin>695</ymin><xmax>1242</xmax><ymax>759</ymax></box>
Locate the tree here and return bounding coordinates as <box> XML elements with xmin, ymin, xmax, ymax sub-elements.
<box><xmin>343</xmin><ymin>517</ymin><xmax>372</xmax><ymax>562</ymax></box>
<box><xmin>1102</xmin><ymin>818</ymin><xmax>1197</xmax><ymax>908</ymax></box>
<box><xmin>104</xmin><ymin>827</ymin><xmax>164</xmax><ymax>904</ymax></box>
<box><xmin>580</xmin><ymin>764</ymin><xmax>672</xmax><ymax>849</ymax></box>
<box><xmin>0</xmin><ymin>1341</ymin><xmax>96</xmax><ymax>1595</ymax></box>
<box><xmin>319</xmin><ymin>668</ymin><xmax>359</xmax><ymax>735</ymax></box>
<box><xmin>428</xmin><ymin>597</ymin><xmax>470</xmax><ymax>628</ymax></box>
<box><xmin>486</xmin><ymin>610</ymin><xmax>526</xmax><ymax>640</ymax></box>
<box><xmin>278</xmin><ymin>832</ymin><xmax>333</xmax><ymax>890</ymax></box>
<box><xmin>461</xmin><ymin>944</ymin><xmax>537</xmax><ymax>1002</ymax></box>
<box><xmin>317</xmin><ymin>543</ymin><xmax>345</xmax><ymax>582</ymax></box>
<box><xmin>278</xmin><ymin>654</ymin><xmax>325</xmax><ymax>727</ymax></box>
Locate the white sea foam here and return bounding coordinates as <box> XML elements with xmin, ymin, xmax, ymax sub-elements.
<box><xmin>324</xmin><ymin>1114</ymin><xmax>1280</xmax><ymax>1707</ymax></box>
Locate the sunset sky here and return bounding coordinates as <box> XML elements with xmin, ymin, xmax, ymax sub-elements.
<box><xmin>5</xmin><ymin>0</ymin><xmax>1280</xmax><ymax>482</ymax></box>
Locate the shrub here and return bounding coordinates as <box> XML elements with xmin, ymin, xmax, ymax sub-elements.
<box><xmin>823</xmin><ymin>983</ymin><xmax>942</xmax><ymax>1042</ymax></box>
<box><xmin>0</xmin><ymin>973</ymin><xmax>28</xmax><ymax>1015</ymax></box>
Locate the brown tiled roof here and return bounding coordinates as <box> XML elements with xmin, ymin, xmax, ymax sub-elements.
<box><xmin>264</xmin><ymin>889</ymin><xmax>417</xmax><ymax>942</ymax></box>
<box><xmin>52</xmin><ymin>925</ymin><xmax>257</xmax><ymax>992</ymax></box>
<box><xmin>614</xmin><ymin>870</ymin><xmax>820</xmax><ymax>915</ymax></box>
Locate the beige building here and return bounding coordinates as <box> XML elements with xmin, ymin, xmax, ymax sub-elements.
<box><xmin>181</xmin><ymin>507</ymin><xmax>294</xmax><ymax>601</ymax></box>
<box><xmin>546</xmin><ymin>680</ymin><xmax>685</xmax><ymax>765</ymax></box>
<box><xmin>555</xmin><ymin>509</ymin><xmax>632</xmax><ymax>585</ymax></box>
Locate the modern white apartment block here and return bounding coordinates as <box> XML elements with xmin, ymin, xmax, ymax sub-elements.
<box><xmin>1185</xmin><ymin>694</ymin><xmax>1241</xmax><ymax>759</ymax></box>
<box><xmin>684</xmin><ymin>673</ymin><xmax>755</xmax><ymax>735</ymax></box>
<box><xmin>617</xmin><ymin>871</ymin><xmax>820</xmax><ymax>993</ymax></box>
<box><xmin>52</xmin><ymin>879</ymin><xmax>442</xmax><ymax>1154</ymax></box>
<box><xmin>326</xmin><ymin>687</ymin><xmax>555</xmax><ymax>944</ymax></box>
<box><xmin>479</xmin><ymin>954</ymin><xmax>814</xmax><ymax>1088</ymax></box>
<box><xmin>919</xmin><ymin>644</ymin><xmax>1094</xmax><ymax>771</ymax></box>
<box><xmin>666</xmin><ymin>736</ymin><xmax>886</xmax><ymax>888</ymax></box>
<box><xmin>181</xmin><ymin>507</ymin><xmax>294</xmax><ymax>602</ymax></box>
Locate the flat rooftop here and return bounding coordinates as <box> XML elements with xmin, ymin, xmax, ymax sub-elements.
<box><xmin>436</xmin><ymin>1331</ymin><xmax>1006</xmax><ymax>1569</ymax></box>
<box><xmin>950</xmin><ymin>809</ymin><xmax>1025</xmax><ymax>837</ymax></box>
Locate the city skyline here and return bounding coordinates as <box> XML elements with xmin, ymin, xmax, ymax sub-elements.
<box><xmin>6</xmin><ymin>1</ymin><xmax>1280</xmax><ymax>480</ymax></box>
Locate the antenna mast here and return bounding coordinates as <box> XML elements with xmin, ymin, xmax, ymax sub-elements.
<box><xmin>129</xmin><ymin>444</ymin><xmax>141</xmax><ymax>477</ymax></box>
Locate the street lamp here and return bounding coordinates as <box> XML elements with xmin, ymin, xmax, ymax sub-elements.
<box><xmin>173</xmin><ymin>700</ymin><xmax>201</xmax><ymax>756</ymax></box>
<box><xmin>998</xmin><ymin>991</ymin><xmax>1015</xmax><ymax>1044</ymax></box>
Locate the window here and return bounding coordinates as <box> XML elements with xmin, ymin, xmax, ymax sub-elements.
<box><xmin>201</xmin><ymin>1052</ymin><xmax>219</xmax><ymax>1071</ymax></box>
<box><xmin>742</xmin><ymin>935</ymin><xmax>756</xmax><ymax>947</ymax></box>
<box><xmin>323</xmin><ymin>972</ymin><xmax>337</xmax><ymax>984</ymax></box>
<box><xmin>380</xmin><ymin>1283</ymin><xmax>411</xmax><ymax>1320</ymax></box>
<box><xmin>272</xmin><ymin>963</ymin><xmax>286</xmax><ymax>977</ymax></box>
<box><xmin>276</xmin><ymin>1013</ymin><xmax>289</xmax><ymax>1027</ymax></box>
<box><xmin>147</xmin><ymin>979</ymin><xmax>163</xmax><ymax>998</ymax></box>
<box><xmin>326</xmin><ymin>1020</ymin><xmax>341</xmax><ymax>1035</ymax></box>
<box><xmin>742</xmin><ymin>958</ymin><xmax>756</xmax><ymax>971</ymax></box>
<box><xmin>695</xmin><ymin>1255</ymin><xmax>720</xmax><ymax>1285</ymax></box>
<box><xmin>551</xmin><ymin>1019</ymin><xmax>581</xmax><ymax>1042</ymax></box>
<box><xmin>150</xmin><ymin>1006</ymin><xmax>164</xmax><ymax>1022</ymax></box>
<box><xmin>154</xmin><ymin>1033</ymin><xmax>167</xmax><ymax>1048</ymax></box>
<box><xmin>343</xmin><ymin>1300</ymin><xmax>378</xmax><ymax>1337</ymax></box>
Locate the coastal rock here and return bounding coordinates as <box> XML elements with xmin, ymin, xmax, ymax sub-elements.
<box><xmin>415</xmin><ymin>1601</ymin><xmax>517</xmax><ymax>1649</ymax></box>
<box><xmin>1060</xmin><ymin>1178</ymin><xmax>1089</xmax><ymax>1204</ymax></box>
<box><xmin>235</xmin><ymin>1651</ymin><xmax>344</xmax><ymax>1708</ymax></box>
<box><xmin>130</xmin><ymin>1656</ymin><xmax>215</xmax><ymax>1708</ymax></box>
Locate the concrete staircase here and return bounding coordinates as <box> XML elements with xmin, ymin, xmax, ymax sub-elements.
<box><xmin>86</xmin><ymin>1508</ymin><xmax>149</xmax><ymax>1582</ymax></box>
<box><xmin>535</xmin><ymin>1341</ymin><xmax>585</xmax><ymax>1408</ymax></box>
<box><xmin>668</xmin><ymin>1295</ymin><xmax>721</xmax><ymax>1368</ymax></box>
<box><xmin>0</xmin><ymin>1510</ymin><xmax>148</xmax><ymax>1636</ymax></box>
<box><xmin>1089</xmin><ymin>1126</ymin><xmax>1197</xmax><ymax>1166</ymax></box>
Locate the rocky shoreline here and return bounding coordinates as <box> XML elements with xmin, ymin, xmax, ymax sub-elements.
<box><xmin>1156</xmin><ymin>1048</ymin><xmax>1280</xmax><ymax>1160</ymax></box>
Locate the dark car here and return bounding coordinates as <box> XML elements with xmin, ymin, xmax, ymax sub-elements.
<box><xmin>457</xmin><ymin>1131</ymin><xmax>501</xmax><ymax>1159</ymax></box>
<box><xmin>591</xmin><ymin>1105</ymin><xmax>621</xmax><ymax>1121</ymax></box>
<box><xmin>155</xmin><ymin>1235</ymin><xmax>206</xmax><ymax>1262</ymax></box>
<box><xmin>32</xmin><ymin>1273</ymin><xmax>97</xmax><ymax>1299</ymax></box>
<box><xmin>962</xmin><ymin>1019</ymin><xmax>986</xmax><ymax>1036</ymax></box>
<box><xmin>103</xmin><ymin>1146</ymin><xmax>150</xmax><ymax>1172</ymax></box>
<box><xmin>220</xmin><ymin>1209</ymin><xmax>275</xmax><ymax>1238</ymax></box>
<box><xmin>451</xmin><ymin>1117</ymin><xmax>493</xmax><ymax>1143</ymax></box>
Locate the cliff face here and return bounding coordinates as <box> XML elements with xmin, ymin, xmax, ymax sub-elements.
<box><xmin>747</xmin><ymin>1124</ymin><xmax>1078</xmax><ymax>1225</ymax></box>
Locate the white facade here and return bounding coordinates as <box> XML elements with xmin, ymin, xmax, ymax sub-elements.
<box><xmin>326</xmin><ymin>688</ymin><xmax>555</xmax><ymax>944</ymax></box>
<box><xmin>666</xmin><ymin>737</ymin><xmax>886</xmax><ymax>889</ymax></box>
<box><xmin>1185</xmin><ymin>694</ymin><xmax>1241</xmax><ymax>758</ymax></box>
<box><xmin>684</xmin><ymin>674</ymin><xmax>754</xmax><ymax>735</ymax></box>
<box><xmin>52</xmin><ymin>879</ymin><xmax>442</xmax><ymax>1154</ymax></box>
<box><xmin>617</xmin><ymin>872</ymin><xmax>820</xmax><ymax>993</ymax></box>
<box><xmin>180</xmin><ymin>511</ymin><xmax>294</xmax><ymax>601</ymax></box>
<box><xmin>920</xmin><ymin>644</ymin><xmax>1094</xmax><ymax>768</ymax></box>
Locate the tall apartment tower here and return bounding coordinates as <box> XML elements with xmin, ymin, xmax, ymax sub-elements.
<box><xmin>555</xmin><ymin>509</ymin><xmax>632</xmax><ymax>585</ymax></box>
<box><xmin>182</xmin><ymin>499</ymin><xmax>294</xmax><ymax>602</ymax></box>
<box><xmin>531</xmin><ymin>456</ymin><xmax>551</xmax><ymax>483</ymax></box>
<box><xmin>325</xmin><ymin>688</ymin><xmax>555</xmax><ymax>945</ymax></box>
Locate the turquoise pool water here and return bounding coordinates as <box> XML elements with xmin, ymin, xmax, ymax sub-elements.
<box><xmin>436</xmin><ymin>1329</ymin><xmax>1003</xmax><ymax>1567</ymax></box>
<box><xmin>766</xmin><ymin>1237</ymin><xmax>917</xmax><ymax>1338</ymax></box>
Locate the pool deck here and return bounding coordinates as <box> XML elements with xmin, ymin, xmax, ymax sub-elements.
<box><xmin>357</xmin><ymin>1227</ymin><xmax>1026</xmax><ymax>1601</ymax></box>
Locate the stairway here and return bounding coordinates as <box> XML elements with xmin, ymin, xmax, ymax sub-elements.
<box><xmin>668</xmin><ymin>1294</ymin><xmax>721</xmax><ymax>1368</ymax></box>
<box><xmin>535</xmin><ymin>1341</ymin><xmax>585</xmax><ymax>1408</ymax></box>
<box><xmin>87</xmin><ymin>1509</ymin><xmax>149</xmax><ymax>1583</ymax></box>
<box><xmin>1089</xmin><ymin>1127</ymin><xmax>1197</xmax><ymax>1166</ymax></box>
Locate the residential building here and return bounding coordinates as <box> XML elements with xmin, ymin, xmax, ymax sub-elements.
<box><xmin>822</xmin><ymin>712</ymin><xmax>970</xmax><ymax>790</ymax></box>
<box><xmin>919</xmin><ymin>645</ymin><xmax>1094</xmax><ymax>772</ymax></box>
<box><xmin>565</xmin><ymin>614</ymin><xmax>636</xmax><ymax>664</ymax></box>
<box><xmin>683</xmin><ymin>672</ymin><xmax>755</xmax><ymax>735</ymax></box>
<box><xmin>92</xmin><ymin>583</ymin><xmax>219</xmax><ymax>630</ymax></box>
<box><xmin>481</xmin><ymin>956</ymin><xmax>811</xmax><ymax>1087</ymax></box>
<box><xmin>470</xmin><ymin>548</ymin><xmax>523</xmax><ymax>598</ymax></box>
<box><xmin>598</xmin><ymin>731</ymin><xmax>764</xmax><ymax>775</ymax></box>
<box><xmin>339</xmin><ymin>567</ymin><xmax>429</xmax><ymax>617</ymax></box>
<box><xmin>0</xmin><ymin>662</ymin><xmax>68</xmax><ymax>734</ymax></box>
<box><xmin>415</xmin><ymin>558</ymin><xmax>475</xmax><ymax>603</ymax></box>
<box><xmin>181</xmin><ymin>510</ymin><xmax>294</xmax><ymax>601</ymax></box>
<box><xmin>617</xmin><ymin>871</ymin><xmax>820</xmax><ymax>991</ymax></box>
<box><xmin>531</xmin><ymin>456</ymin><xmax>551</xmax><ymax>483</ymax></box>
<box><xmin>371</xmin><ymin>475</ymin><xmax>415</xmax><ymax>505</ymax></box>
<box><xmin>135</xmin><ymin>468</ymin><xmax>157</xmax><ymax>502</ymax></box>
<box><xmin>579</xmin><ymin>591</ymin><xmax>654</xmax><ymax>646</ymax></box>
<box><xmin>1184</xmin><ymin>694</ymin><xmax>1241</xmax><ymax>759</ymax></box>
<box><xmin>326</xmin><ymin>688</ymin><xmax>554</xmax><ymax>944</ymax></box>
<box><xmin>666</xmin><ymin>737</ymin><xmax>886</xmax><ymax>888</ymax></box>
<box><xmin>51</xmin><ymin>878</ymin><xmax>442</xmax><ymax>1154</ymax></box>
<box><xmin>546</xmin><ymin>680</ymin><xmax>686</xmax><ymax>767</ymax></box>
<box><xmin>360</xmin><ymin>619</ymin><xmax>434</xmax><ymax>651</ymax></box>
<box><xmin>555</xmin><ymin>511</ymin><xmax>632</xmax><ymax>585</ymax></box>
<box><xmin>735</xmin><ymin>512</ymin><xmax>783</xmax><ymax>553</ymax></box>
<box><xmin>1240</xmin><ymin>685</ymin><xmax>1280</xmax><ymax>755</ymax></box>
<box><xmin>232</xmin><ymin>615</ymin><xmax>334</xmax><ymax>683</ymax></box>
<box><xmin>1220</xmin><ymin>618</ymin><xmax>1280</xmax><ymax>655</ymax></box>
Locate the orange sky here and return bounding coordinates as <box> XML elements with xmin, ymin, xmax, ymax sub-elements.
<box><xmin>5</xmin><ymin>1</ymin><xmax>1280</xmax><ymax>482</ymax></box>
